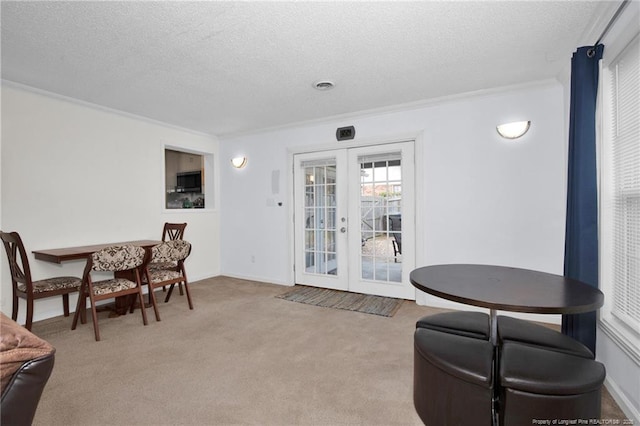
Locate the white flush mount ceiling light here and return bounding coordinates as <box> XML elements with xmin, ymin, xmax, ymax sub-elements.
<box><xmin>231</xmin><ymin>156</ymin><xmax>247</xmax><ymax>169</ymax></box>
<box><xmin>313</xmin><ymin>80</ymin><xmax>335</xmax><ymax>91</ymax></box>
<box><xmin>496</xmin><ymin>121</ymin><xmax>531</xmax><ymax>139</ymax></box>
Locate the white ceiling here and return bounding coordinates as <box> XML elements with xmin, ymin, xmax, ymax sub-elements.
<box><xmin>1</xmin><ymin>1</ymin><xmax>618</xmax><ymax>137</ymax></box>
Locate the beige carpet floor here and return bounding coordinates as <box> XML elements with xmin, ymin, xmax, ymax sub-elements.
<box><xmin>28</xmin><ymin>276</ymin><xmax>627</xmax><ymax>425</ymax></box>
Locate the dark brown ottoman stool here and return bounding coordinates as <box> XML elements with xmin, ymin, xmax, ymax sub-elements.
<box><xmin>414</xmin><ymin>327</ymin><xmax>494</xmax><ymax>425</ymax></box>
<box><xmin>497</xmin><ymin>315</ymin><xmax>594</xmax><ymax>358</ymax></box>
<box><xmin>416</xmin><ymin>311</ymin><xmax>489</xmax><ymax>339</ymax></box>
<box><xmin>499</xmin><ymin>341</ymin><xmax>605</xmax><ymax>425</ymax></box>
<box><xmin>416</xmin><ymin>311</ymin><xmax>594</xmax><ymax>358</ymax></box>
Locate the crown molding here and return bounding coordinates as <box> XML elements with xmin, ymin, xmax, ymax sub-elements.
<box><xmin>1</xmin><ymin>79</ymin><xmax>216</xmax><ymax>139</ymax></box>
<box><xmin>220</xmin><ymin>78</ymin><xmax>561</xmax><ymax>140</ymax></box>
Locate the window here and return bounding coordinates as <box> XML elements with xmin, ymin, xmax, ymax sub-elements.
<box><xmin>600</xmin><ymin>34</ymin><xmax>640</xmax><ymax>360</ymax></box>
<box><xmin>164</xmin><ymin>148</ymin><xmax>214</xmax><ymax>209</ymax></box>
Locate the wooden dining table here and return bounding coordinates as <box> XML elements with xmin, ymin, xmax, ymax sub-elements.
<box><xmin>33</xmin><ymin>240</ymin><xmax>161</xmax><ymax>263</ymax></box>
<box><xmin>33</xmin><ymin>240</ymin><xmax>162</xmax><ymax>315</ymax></box>
<box><xmin>409</xmin><ymin>264</ymin><xmax>605</xmax><ymax>345</ymax></box>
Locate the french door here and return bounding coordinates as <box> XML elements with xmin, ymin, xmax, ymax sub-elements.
<box><xmin>294</xmin><ymin>142</ymin><xmax>415</xmax><ymax>300</ymax></box>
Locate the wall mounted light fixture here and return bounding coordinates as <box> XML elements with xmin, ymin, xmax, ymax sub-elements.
<box><xmin>496</xmin><ymin>121</ymin><xmax>531</xmax><ymax>139</ymax></box>
<box><xmin>313</xmin><ymin>80</ymin><xmax>335</xmax><ymax>90</ymax></box>
<box><xmin>231</xmin><ymin>156</ymin><xmax>247</xmax><ymax>169</ymax></box>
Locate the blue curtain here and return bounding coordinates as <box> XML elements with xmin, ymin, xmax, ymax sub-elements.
<box><xmin>562</xmin><ymin>44</ymin><xmax>604</xmax><ymax>354</ymax></box>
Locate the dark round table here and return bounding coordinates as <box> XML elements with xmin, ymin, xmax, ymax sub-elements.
<box><xmin>410</xmin><ymin>264</ymin><xmax>604</xmax><ymax>344</ymax></box>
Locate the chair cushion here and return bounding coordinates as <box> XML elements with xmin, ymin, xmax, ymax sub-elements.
<box><xmin>90</xmin><ymin>278</ymin><xmax>137</xmax><ymax>295</ymax></box>
<box><xmin>148</xmin><ymin>261</ymin><xmax>177</xmax><ymax>272</ymax></box>
<box><xmin>414</xmin><ymin>328</ymin><xmax>493</xmax><ymax>387</ymax></box>
<box><xmin>144</xmin><ymin>269</ymin><xmax>183</xmax><ymax>284</ymax></box>
<box><xmin>0</xmin><ymin>313</ymin><xmax>55</xmax><ymax>394</ymax></box>
<box><xmin>498</xmin><ymin>315</ymin><xmax>594</xmax><ymax>358</ymax></box>
<box><xmin>416</xmin><ymin>311</ymin><xmax>490</xmax><ymax>340</ymax></box>
<box><xmin>500</xmin><ymin>342</ymin><xmax>605</xmax><ymax>395</ymax></box>
<box><xmin>17</xmin><ymin>276</ymin><xmax>81</xmax><ymax>293</ymax></box>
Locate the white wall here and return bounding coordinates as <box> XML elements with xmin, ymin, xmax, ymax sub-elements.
<box><xmin>0</xmin><ymin>84</ymin><xmax>221</xmax><ymax>323</ymax></box>
<box><xmin>219</xmin><ymin>81</ymin><xmax>567</xmax><ymax>310</ymax></box>
<box><xmin>219</xmin><ymin>75</ymin><xmax>640</xmax><ymax>418</ymax></box>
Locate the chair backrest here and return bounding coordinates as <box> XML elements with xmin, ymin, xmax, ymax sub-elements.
<box><xmin>150</xmin><ymin>240</ymin><xmax>191</xmax><ymax>263</ymax></box>
<box><xmin>0</xmin><ymin>231</ymin><xmax>32</xmax><ymax>288</ymax></box>
<box><xmin>388</xmin><ymin>216</ymin><xmax>402</xmax><ymax>247</ymax></box>
<box><xmin>90</xmin><ymin>245</ymin><xmax>146</xmax><ymax>272</ymax></box>
<box><xmin>162</xmin><ymin>223</ymin><xmax>187</xmax><ymax>242</ymax></box>
<box><xmin>388</xmin><ymin>215</ymin><xmax>402</xmax><ymax>232</ymax></box>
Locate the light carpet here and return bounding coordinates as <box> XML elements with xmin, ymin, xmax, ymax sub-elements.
<box><xmin>26</xmin><ymin>276</ymin><xmax>627</xmax><ymax>425</ymax></box>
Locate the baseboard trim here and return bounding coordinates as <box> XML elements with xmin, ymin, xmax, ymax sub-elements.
<box><xmin>604</xmin><ymin>376</ymin><xmax>640</xmax><ymax>422</ymax></box>
<box><xmin>219</xmin><ymin>273</ymin><xmax>292</xmax><ymax>287</ymax></box>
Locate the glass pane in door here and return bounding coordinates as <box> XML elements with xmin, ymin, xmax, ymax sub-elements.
<box><xmin>304</xmin><ymin>163</ymin><xmax>338</xmax><ymax>276</ymax></box>
<box><xmin>359</xmin><ymin>156</ymin><xmax>402</xmax><ymax>283</ymax></box>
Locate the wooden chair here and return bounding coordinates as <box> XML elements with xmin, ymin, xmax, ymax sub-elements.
<box><xmin>0</xmin><ymin>231</ymin><xmax>81</xmax><ymax>331</ymax></box>
<box><xmin>143</xmin><ymin>240</ymin><xmax>192</xmax><ymax>321</ymax></box>
<box><xmin>71</xmin><ymin>245</ymin><xmax>148</xmax><ymax>341</ymax></box>
<box><xmin>155</xmin><ymin>222</ymin><xmax>187</xmax><ymax>294</ymax></box>
<box><xmin>162</xmin><ymin>222</ymin><xmax>187</xmax><ymax>242</ymax></box>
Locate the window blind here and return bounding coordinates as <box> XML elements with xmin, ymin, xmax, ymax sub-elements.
<box><xmin>300</xmin><ymin>158</ymin><xmax>336</xmax><ymax>168</ymax></box>
<box><xmin>357</xmin><ymin>152</ymin><xmax>402</xmax><ymax>164</ymax></box>
<box><xmin>607</xmin><ymin>35</ymin><xmax>640</xmax><ymax>333</ymax></box>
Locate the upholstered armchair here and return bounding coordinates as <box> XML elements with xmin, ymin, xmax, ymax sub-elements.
<box><xmin>1</xmin><ymin>313</ymin><xmax>55</xmax><ymax>425</ymax></box>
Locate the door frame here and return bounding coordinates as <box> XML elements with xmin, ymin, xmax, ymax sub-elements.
<box><xmin>286</xmin><ymin>132</ymin><xmax>426</xmax><ymax>299</ymax></box>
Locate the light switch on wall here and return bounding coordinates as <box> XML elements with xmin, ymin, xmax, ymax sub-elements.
<box><xmin>271</xmin><ymin>170</ymin><xmax>280</xmax><ymax>194</ymax></box>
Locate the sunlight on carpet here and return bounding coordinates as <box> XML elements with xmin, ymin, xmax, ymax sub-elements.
<box><xmin>276</xmin><ymin>285</ymin><xmax>403</xmax><ymax>317</ymax></box>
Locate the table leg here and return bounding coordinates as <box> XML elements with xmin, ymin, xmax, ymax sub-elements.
<box><xmin>490</xmin><ymin>309</ymin><xmax>499</xmax><ymax>426</ymax></box>
<box><xmin>490</xmin><ymin>308</ymin><xmax>498</xmax><ymax>345</ymax></box>
<box><xmin>96</xmin><ymin>296</ymin><xmax>132</xmax><ymax>317</ymax></box>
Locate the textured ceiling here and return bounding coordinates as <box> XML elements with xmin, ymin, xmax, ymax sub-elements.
<box><xmin>1</xmin><ymin>1</ymin><xmax>617</xmax><ymax>137</ymax></box>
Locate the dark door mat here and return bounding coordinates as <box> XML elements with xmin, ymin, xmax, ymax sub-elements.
<box><xmin>276</xmin><ymin>285</ymin><xmax>403</xmax><ymax>317</ymax></box>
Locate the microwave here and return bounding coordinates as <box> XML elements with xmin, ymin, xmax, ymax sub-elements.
<box><xmin>176</xmin><ymin>171</ymin><xmax>202</xmax><ymax>193</ymax></box>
